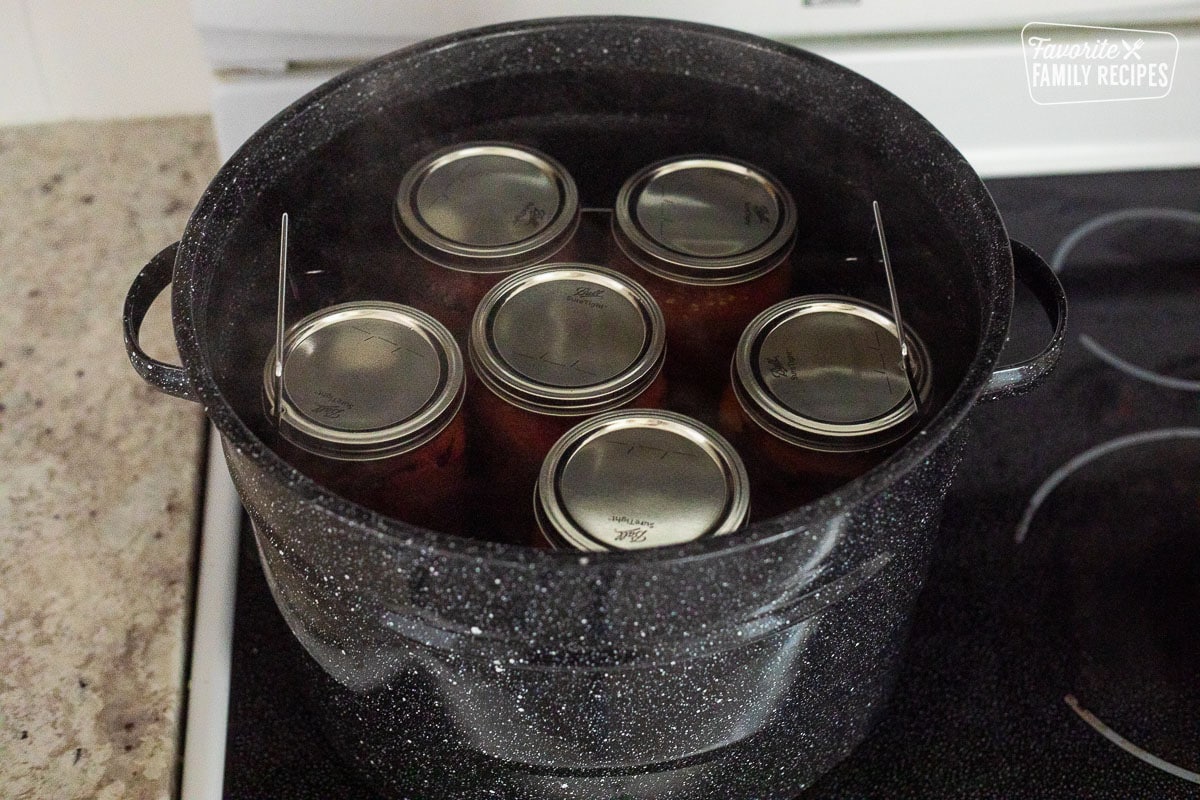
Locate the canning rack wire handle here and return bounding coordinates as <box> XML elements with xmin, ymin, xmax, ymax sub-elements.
<box><xmin>872</xmin><ymin>201</ymin><xmax>922</xmax><ymax>411</ymax></box>
<box><xmin>272</xmin><ymin>212</ymin><xmax>289</xmax><ymax>430</ymax></box>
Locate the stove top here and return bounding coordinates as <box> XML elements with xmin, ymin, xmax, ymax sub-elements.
<box><xmin>205</xmin><ymin>168</ymin><xmax>1200</xmax><ymax>798</ymax></box>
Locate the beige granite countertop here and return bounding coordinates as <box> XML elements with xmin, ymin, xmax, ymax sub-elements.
<box><xmin>0</xmin><ymin>117</ymin><xmax>219</xmax><ymax>800</ymax></box>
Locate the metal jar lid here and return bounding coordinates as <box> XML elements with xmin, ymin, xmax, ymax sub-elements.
<box><xmin>612</xmin><ymin>155</ymin><xmax>797</xmax><ymax>285</ymax></box>
<box><xmin>732</xmin><ymin>295</ymin><xmax>932</xmax><ymax>453</ymax></box>
<box><xmin>262</xmin><ymin>301</ymin><xmax>465</xmax><ymax>460</ymax></box>
<box><xmin>536</xmin><ymin>410</ymin><xmax>751</xmax><ymax>552</ymax></box>
<box><xmin>469</xmin><ymin>264</ymin><xmax>666</xmax><ymax>415</ymax></box>
<box><xmin>394</xmin><ymin>141</ymin><xmax>580</xmax><ymax>273</ymax></box>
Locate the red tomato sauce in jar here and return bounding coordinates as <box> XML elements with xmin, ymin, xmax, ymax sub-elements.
<box><xmin>466</xmin><ymin>264</ymin><xmax>668</xmax><ymax>544</ymax></box>
<box><xmin>262</xmin><ymin>301</ymin><xmax>468</xmax><ymax>534</ymax></box>
<box><xmin>393</xmin><ymin>142</ymin><xmax>581</xmax><ymax>340</ymax></box>
<box><xmin>718</xmin><ymin>295</ymin><xmax>932</xmax><ymax>519</ymax></box>
<box><xmin>610</xmin><ymin>155</ymin><xmax>798</xmax><ymax>404</ymax></box>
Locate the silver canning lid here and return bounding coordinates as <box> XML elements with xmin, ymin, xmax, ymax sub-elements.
<box><xmin>395</xmin><ymin>142</ymin><xmax>580</xmax><ymax>273</ymax></box>
<box><xmin>732</xmin><ymin>295</ymin><xmax>932</xmax><ymax>452</ymax></box>
<box><xmin>613</xmin><ymin>155</ymin><xmax>797</xmax><ymax>285</ymax></box>
<box><xmin>262</xmin><ymin>301</ymin><xmax>465</xmax><ymax>460</ymax></box>
<box><xmin>536</xmin><ymin>410</ymin><xmax>750</xmax><ymax>552</ymax></box>
<box><xmin>470</xmin><ymin>264</ymin><xmax>666</xmax><ymax>415</ymax></box>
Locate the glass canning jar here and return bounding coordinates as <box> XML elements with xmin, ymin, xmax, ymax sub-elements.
<box><xmin>610</xmin><ymin>155</ymin><xmax>797</xmax><ymax>401</ymax></box>
<box><xmin>719</xmin><ymin>295</ymin><xmax>932</xmax><ymax>518</ymax></box>
<box><xmin>262</xmin><ymin>301</ymin><xmax>467</xmax><ymax>533</ymax></box>
<box><xmin>394</xmin><ymin>141</ymin><xmax>581</xmax><ymax>340</ymax></box>
<box><xmin>467</xmin><ymin>264</ymin><xmax>667</xmax><ymax>543</ymax></box>
<box><xmin>534</xmin><ymin>409</ymin><xmax>750</xmax><ymax>551</ymax></box>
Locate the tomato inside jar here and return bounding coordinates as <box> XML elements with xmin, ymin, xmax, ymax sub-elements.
<box><xmin>718</xmin><ymin>295</ymin><xmax>932</xmax><ymax>519</ymax></box>
<box><xmin>610</xmin><ymin>156</ymin><xmax>798</xmax><ymax>406</ymax></box>
<box><xmin>393</xmin><ymin>142</ymin><xmax>581</xmax><ymax>340</ymax></box>
<box><xmin>534</xmin><ymin>410</ymin><xmax>750</xmax><ymax>551</ymax></box>
<box><xmin>262</xmin><ymin>301</ymin><xmax>468</xmax><ymax>534</ymax></box>
<box><xmin>467</xmin><ymin>264</ymin><xmax>668</xmax><ymax>544</ymax></box>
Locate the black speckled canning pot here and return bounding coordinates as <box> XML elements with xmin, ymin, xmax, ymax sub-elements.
<box><xmin>123</xmin><ymin>17</ymin><xmax>1066</xmax><ymax>799</ymax></box>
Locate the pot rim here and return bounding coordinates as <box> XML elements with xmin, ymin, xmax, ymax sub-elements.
<box><xmin>173</xmin><ymin>15</ymin><xmax>1013</xmax><ymax>567</ymax></box>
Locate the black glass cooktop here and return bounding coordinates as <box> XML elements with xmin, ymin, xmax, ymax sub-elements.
<box><xmin>217</xmin><ymin>168</ymin><xmax>1200</xmax><ymax>799</ymax></box>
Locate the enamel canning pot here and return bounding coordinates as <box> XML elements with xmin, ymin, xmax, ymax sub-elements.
<box><xmin>123</xmin><ymin>17</ymin><xmax>1065</xmax><ymax>799</ymax></box>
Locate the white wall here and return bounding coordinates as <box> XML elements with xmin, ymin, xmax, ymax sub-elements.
<box><xmin>0</xmin><ymin>0</ymin><xmax>211</xmax><ymax>125</ymax></box>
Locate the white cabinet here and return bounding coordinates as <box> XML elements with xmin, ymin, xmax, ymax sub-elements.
<box><xmin>192</xmin><ymin>1</ymin><xmax>1200</xmax><ymax>174</ymax></box>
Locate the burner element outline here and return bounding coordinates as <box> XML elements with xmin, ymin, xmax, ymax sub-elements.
<box><xmin>1015</xmin><ymin>427</ymin><xmax>1200</xmax><ymax>544</ymax></box>
<box><xmin>1065</xmin><ymin>694</ymin><xmax>1200</xmax><ymax>785</ymax></box>
<box><xmin>1050</xmin><ymin>207</ymin><xmax>1200</xmax><ymax>392</ymax></box>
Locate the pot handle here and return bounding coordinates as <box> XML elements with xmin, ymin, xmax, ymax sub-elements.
<box><xmin>979</xmin><ymin>239</ymin><xmax>1068</xmax><ymax>402</ymax></box>
<box><xmin>122</xmin><ymin>241</ymin><xmax>200</xmax><ymax>402</ymax></box>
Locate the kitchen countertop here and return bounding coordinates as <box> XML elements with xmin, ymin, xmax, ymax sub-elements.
<box><xmin>0</xmin><ymin>117</ymin><xmax>218</xmax><ymax>800</ymax></box>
